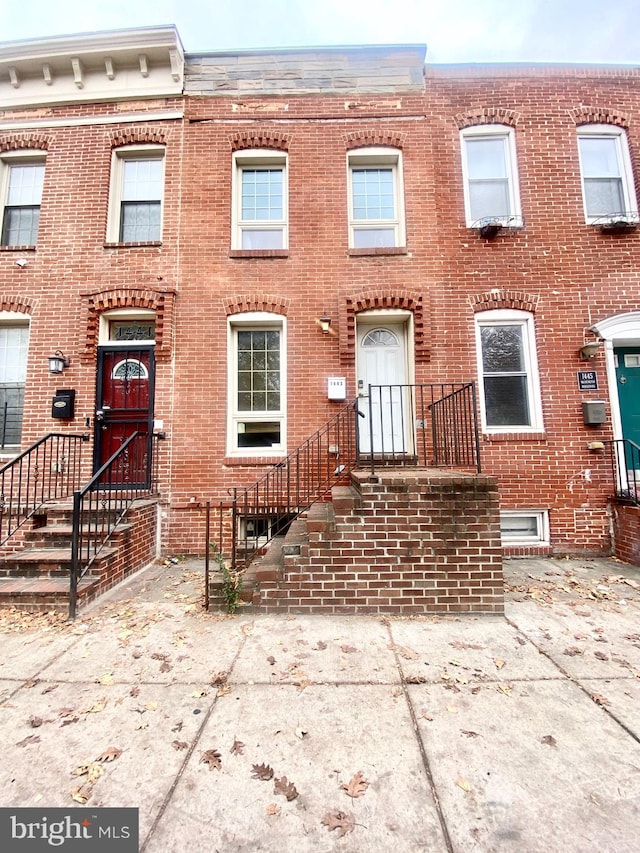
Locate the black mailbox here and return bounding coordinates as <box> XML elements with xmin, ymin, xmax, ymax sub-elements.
<box><xmin>51</xmin><ymin>389</ymin><xmax>76</xmax><ymax>419</ymax></box>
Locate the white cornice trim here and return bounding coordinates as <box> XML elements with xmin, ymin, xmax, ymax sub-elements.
<box><xmin>0</xmin><ymin>110</ymin><xmax>183</xmax><ymax>131</ymax></box>
<box><xmin>0</xmin><ymin>26</ymin><xmax>184</xmax><ymax>62</ymax></box>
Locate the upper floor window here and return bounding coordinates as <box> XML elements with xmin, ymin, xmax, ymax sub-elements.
<box><xmin>1</xmin><ymin>154</ymin><xmax>45</xmax><ymax>247</ymax></box>
<box><xmin>232</xmin><ymin>150</ymin><xmax>288</xmax><ymax>250</ymax></box>
<box><xmin>475</xmin><ymin>309</ymin><xmax>543</xmax><ymax>433</ymax></box>
<box><xmin>107</xmin><ymin>146</ymin><xmax>164</xmax><ymax>243</ymax></box>
<box><xmin>348</xmin><ymin>147</ymin><xmax>405</xmax><ymax>248</ymax></box>
<box><xmin>577</xmin><ymin>125</ymin><xmax>637</xmax><ymax>222</ymax></box>
<box><xmin>460</xmin><ymin>126</ymin><xmax>521</xmax><ymax>227</ymax></box>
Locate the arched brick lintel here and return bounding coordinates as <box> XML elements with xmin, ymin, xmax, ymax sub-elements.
<box><xmin>0</xmin><ymin>133</ymin><xmax>51</xmax><ymax>152</ymax></box>
<box><xmin>470</xmin><ymin>290</ymin><xmax>540</xmax><ymax>314</ymax></box>
<box><xmin>339</xmin><ymin>290</ymin><xmax>430</xmax><ymax>365</ymax></box>
<box><xmin>570</xmin><ymin>107</ymin><xmax>629</xmax><ymax>129</ymax></box>
<box><xmin>455</xmin><ymin>108</ymin><xmax>520</xmax><ymax>130</ymax></box>
<box><xmin>230</xmin><ymin>132</ymin><xmax>290</xmax><ymax>152</ymax></box>
<box><xmin>0</xmin><ymin>295</ymin><xmax>36</xmax><ymax>315</ymax></box>
<box><xmin>344</xmin><ymin>129</ymin><xmax>407</xmax><ymax>150</ymax></box>
<box><xmin>223</xmin><ymin>295</ymin><xmax>290</xmax><ymax>316</ymax></box>
<box><xmin>81</xmin><ymin>287</ymin><xmax>176</xmax><ymax>363</ymax></box>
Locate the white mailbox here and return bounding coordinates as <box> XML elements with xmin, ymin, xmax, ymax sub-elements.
<box><xmin>327</xmin><ymin>377</ymin><xmax>346</xmax><ymax>400</ymax></box>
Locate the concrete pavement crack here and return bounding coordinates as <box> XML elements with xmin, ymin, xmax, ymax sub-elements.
<box><xmin>385</xmin><ymin>620</ymin><xmax>455</xmax><ymax>853</ymax></box>
<box><xmin>139</xmin><ymin>620</ymin><xmax>253</xmax><ymax>852</ymax></box>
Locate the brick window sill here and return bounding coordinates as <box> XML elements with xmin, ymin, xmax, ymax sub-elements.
<box><xmin>223</xmin><ymin>455</ymin><xmax>287</xmax><ymax>466</ymax></box>
<box><xmin>104</xmin><ymin>241</ymin><xmax>162</xmax><ymax>249</ymax></box>
<box><xmin>0</xmin><ymin>245</ymin><xmax>36</xmax><ymax>252</ymax></box>
<box><xmin>348</xmin><ymin>247</ymin><xmax>408</xmax><ymax>257</ymax></box>
<box><xmin>229</xmin><ymin>249</ymin><xmax>289</xmax><ymax>259</ymax></box>
<box><xmin>483</xmin><ymin>431</ymin><xmax>547</xmax><ymax>442</ymax></box>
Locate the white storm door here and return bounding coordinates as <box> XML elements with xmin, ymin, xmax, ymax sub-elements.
<box><xmin>357</xmin><ymin>323</ymin><xmax>408</xmax><ymax>453</ymax></box>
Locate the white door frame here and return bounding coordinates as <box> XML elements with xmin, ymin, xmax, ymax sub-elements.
<box><xmin>591</xmin><ymin>311</ymin><xmax>640</xmax><ymax>442</ymax></box>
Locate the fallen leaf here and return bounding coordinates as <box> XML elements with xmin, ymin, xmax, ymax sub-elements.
<box><xmin>70</xmin><ymin>782</ymin><xmax>93</xmax><ymax>804</ymax></box>
<box><xmin>172</xmin><ymin>740</ymin><xmax>188</xmax><ymax>750</ymax></box>
<box><xmin>590</xmin><ymin>692</ymin><xmax>610</xmax><ymax>706</ymax></box>
<box><xmin>340</xmin><ymin>645</ymin><xmax>357</xmax><ymax>654</ymax></box>
<box><xmin>456</xmin><ymin>776</ymin><xmax>472</xmax><ymax>793</ymax></box>
<box><xmin>72</xmin><ymin>762</ymin><xmax>105</xmax><ymax>784</ymax></box>
<box><xmin>341</xmin><ymin>771</ymin><xmax>369</xmax><ymax>799</ymax></box>
<box><xmin>274</xmin><ymin>775</ymin><xmax>299</xmax><ymax>801</ymax></box>
<box><xmin>86</xmin><ymin>699</ymin><xmax>107</xmax><ymax>714</ymax></box>
<box><xmin>200</xmin><ymin>749</ymin><xmax>222</xmax><ymax>771</ymax></box>
<box><xmin>28</xmin><ymin>716</ymin><xmax>43</xmax><ymax>728</ymax></box>
<box><xmin>322</xmin><ymin>811</ymin><xmax>355</xmax><ymax>837</ymax></box>
<box><xmin>397</xmin><ymin>645</ymin><xmax>419</xmax><ymax>660</ymax></box>
<box><xmin>564</xmin><ymin>647</ymin><xmax>584</xmax><ymax>657</ymax></box>
<box><xmin>594</xmin><ymin>651</ymin><xmax>609</xmax><ymax>661</ymax></box>
<box><xmin>461</xmin><ymin>730</ymin><xmax>480</xmax><ymax>738</ymax></box>
<box><xmin>129</xmin><ymin>686</ymin><xmax>140</xmax><ymax>698</ymax></box>
<box><xmin>450</xmin><ymin>641</ymin><xmax>483</xmax><ymax>651</ymax></box>
<box><xmin>252</xmin><ymin>763</ymin><xmax>274</xmax><ymax>781</ymax></box>
<box><xmin>230</xmin><ymin>738</ymin><xmax>245</xmax><ymax>755</ymax></box>
<box><xmin>160</xmin><ymin>661</ymin><xmax>172</xmax><ymax>673</ymax></box>
<box><xmin>266</xmin><ymin>803</ymin><xmax>280</xmax><ymax>816</ymax></box>
<box><xmin>217</xmin><ymin>683</ymin><xmax>231</xmax><ymax>697</ymax></box>
<box><xmin>144</xmin><ymin>701</ymin><xmax>158</xmax><ymax>712</ymax></box>
<box><xmin>190</xmin><ymin>689</ymin><xmax>208</xmax><ymax>699</ymax></box>
<box><xmin>16</xmin><ymin>735</ymin><xmax>40</xmax><ymax>747</ymax></box>
<box><xmin>446</xmin><ymin>704</ymin><xmax>458</xmax><ymax>714</ymax></box>
<box><xmin>314</xmin><ymin>641</ymin><xmax>327</xmax><ymax>650</ymax></box>
<box><xmin>294</xmin><ymin>727</ymin><xmax>308</xmax><ymax>740</ymax></box>
<box><xmin>541</xmin><ymin>735</ymin><xmax>557</xmax><ymax>747</ymax></box>
<box><xmin>171</xmin><ymin>721</ymin><xmax>183</xmax><ymax>732</ymax></box>
<box><xmin>493</xmin><ymin>658</ymin><xmax>505</xmax><ymax>670</ymax></box>
<box><xmin>97</xmin><ymin>672</ymin><xmax>114</xmax><ymax>685</ymax></box>
<box><xmin>95</xmin><ymin>747</ymin><xmax>122</xmax><ymax>763</ymax></box>
<box><xmin>135</xmin><ymin>719</ymin><xmax>148</xmax><ymax>730</ymax></box>
<box><xmin>420</xmin><ymin>710</ymin><xmax>434</xmax><ymax>721</ymax></box>
<box><xmin>267</xmin><ymin>656</ymin><xmax>276</xmax><ymax>666</ymax></box>
<box><xmin>41</xmin><ymin>684</ymin><xmax>58</xmax><ymax>694</ymax></box>
<box><xmin>25</xmin><ymin>678</ymin><xmax>41</xmax><ymax>689</ymax></box>
<box><xmin>406</xmin><ymin>675</ymin><xmax>428</xmax><ymax>684</ymax></box>
<box><xmin>497</xmin><ymin>684</ymin><xmax>512</xmax><ymax>696</ymax></box>
<box><xmin>210</xmin><ymin>672</ymin><xmax>228</xmax><ymax>686</ymax></box>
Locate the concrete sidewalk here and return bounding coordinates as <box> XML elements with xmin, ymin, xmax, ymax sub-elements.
<box><xmin>0</xmin><ymin>555</ymin><xmax>639</xmax><ymax>851</ymax></box>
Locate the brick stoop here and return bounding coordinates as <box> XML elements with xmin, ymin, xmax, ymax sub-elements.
<box><xmin>0</xmin><ymin>498</ymin><xmax>159</xmax><ymax>614</ymax></box>
<box><xmin>248</xmin><ymin>469</ymin><xmax>504</xmax><ymax>615</ymax></box>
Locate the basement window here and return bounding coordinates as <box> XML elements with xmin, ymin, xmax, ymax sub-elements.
<box><xmin>500</xmin><ymin>510</ymin><xmax>549</xmax><ymax>545</ymax></box>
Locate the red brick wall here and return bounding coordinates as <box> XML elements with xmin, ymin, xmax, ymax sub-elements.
<box><xmin>610</xmin><ymin>502</ymin><xmax>640</xmax><ymax>566</ymax></box>
<box><xmin>257</xmin><ymin>469</ymin><xmax>503</xmax><ymax>615</ymax></box>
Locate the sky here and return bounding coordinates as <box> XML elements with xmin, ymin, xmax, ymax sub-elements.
<box><xmin>1</xmin><ymin>0</ymin><xmax>639</xmax><ymax>65</ymax></box>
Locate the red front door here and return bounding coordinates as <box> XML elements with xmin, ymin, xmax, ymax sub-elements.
<box><xmin>94</xmin><ymin>346</ymin><xmax>155</xmax><ymax>486</ymax></box>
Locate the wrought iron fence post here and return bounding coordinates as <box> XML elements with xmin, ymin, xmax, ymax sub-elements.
<box><xmin>69</xmin><ymin>489</ymin><xmax>82</xmax><ymax>620</ymax></box>
<box><xmin>204</xmin><ymin>500</ymin><xmax>210</xmax><ymax>611</ymax></box>
<box><xmin>231</xmin><ymin>489</ymin><xmax>238</xmax><ymax>574</ymax></box>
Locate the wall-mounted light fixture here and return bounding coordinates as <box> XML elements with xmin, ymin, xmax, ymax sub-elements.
<box><xmin>48</xmin><ymin>350</ymin><xmax>70</xmax><ymax>374</ymax></box>
<box><xmin>579</xmin><ymin>340</ymin><xmax>602</xmax><ymax>360</ymax></box>
<box><xmin>319</xmin><ymin>314</ymin><xmax>332</xmax><ymax>335</ymax></box>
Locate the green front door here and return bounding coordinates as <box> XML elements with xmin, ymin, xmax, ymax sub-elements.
<box><xmin>615</xmin><ymin>347</ymin><xmax>640</xmax><ymax>447</ymax></box>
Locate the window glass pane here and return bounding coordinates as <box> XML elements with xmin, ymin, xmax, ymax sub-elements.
<box><xmin>466</xmin><ymin>138</ymin><xmax>507</xmax><ymax>179</ymax></box>
<box><xmin>469</xmin><ymin>180</ymin><xmax>510</xmax><ymax>221</ymax></box>
<box><xmin>351</xmin><ymin>168</ymin><xmax>394</xmax><ymax>220</ymax></box>
<box><xmin>236</xmin><ymin>329</ymin><xmax>281</xmax><ymax>413</ymax></box>
<box><xmin>579</xmin><ymin>137</ymin><xmax>620</xmax><ymax>178</ymax></box>
<box><xmin>122</xmin><ymin>159</ymin><xmax>163</xmax><ymax>201</ymax></box>
<box><xmin>241</xmin><ymin>229</ymin><xmax>284</xmax><ymax>249</ymax></box>
<box><xmin>501</xmin><ymin>515</ymin><xmax>539</xmax><ymax>540</ymax></box>
<box><xmin>241</xmin><ymin>169</ymin><xmax>283</xmax><ymax>221</ymax></box>
<box><xmin>237</xmin><ymin>422</ymin><xmax>281</xmax><ymax>448</ymax></box>
<box><xmin>584</xmin><ymin>179</ymin><xmax>624</xmax><ymax>216</ymax></box>
<box><xmin>109</xmin><ymin>321</ymin><xmax>155</xmax><ymax>341</ymax></box>
<box><xmin>353</xmin><ymin>228</ymin><xmax>395</xmax><ymax>248</ymax></box>
<box><xmin>481</xmin><ymin>325</ymin><xmax>525</xmax><ymax>372</ymax></box>
<box><xmin>1</xmin><ymin>207</ymin><xmax>40</xmax><ymax>246</ymax></box>
<box><xmin>484</xmin><ymin>375</ymin><xmax>530</xmax><ymax>426</ymax></box>
<box><xmin>0</xmin><ymin>324</ymin><xmax>29</xmax><ymax>447</ymax></box>
<box><xmin>7</xmin><ymin>164</ymin><xmax>44</xmax><ymax>205</ymax></box>
<box><xmin>120</xmin><ymin>201</ymin><xmax>161</xmax><ymax>241</ymax></box>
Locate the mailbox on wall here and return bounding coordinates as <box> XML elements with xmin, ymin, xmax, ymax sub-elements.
<box><xmin>582</xmin><ymin>400</ymin><xmax>606</xmax><ymax>426</ymax></box>
<box><xmin>51</xmin><ymin>389</ymin><xmax>76</xmax><ymax>419</ymax></box>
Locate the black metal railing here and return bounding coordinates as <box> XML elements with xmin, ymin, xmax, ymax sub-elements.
<box><xmin>69</xmin><ymin>431</ymin><xmax>159</xmax><ymax>619</ymax></box>
<box><xmin>0</xmin><ymin>432</ymin><xmax>89</xmax><ymax>545</ymax></box>
<box><xmin>218</xmin><ymin>383</ymin><xmax>481</xmax><ymax>574</ymax></box>
<box><xmin>0</xmin><ymin>387</ymin><xmax>25</xmax><ymax>449</ymax></box>
<box><xmin>362</xmin><ymin>383</ymin><xmax>481</xmax><ymax>474</ymax></box>
<box><xmin>606</xmin><ymin>438</ymin><xmax>640</xmax><ymax>505</ymax></box>
<box><xmin>227</xmin><ymin>399</ymin><xmax>361</xmax><ymax>571</ymax></box>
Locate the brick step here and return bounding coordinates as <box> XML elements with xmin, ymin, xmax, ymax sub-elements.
<box><xmin>0</xmin><ymin>575</ymin><xmax>100</xmax><ymax>612</ymax></box>
<box><xmin>24</xmin><ymin>522</ymin><xmax>134</xmax><ymax>548</ymax></box>
<box><xmin>0</xmin><ymin>546</ymin><xmax>117</xmax><ymax>578</ymax></box>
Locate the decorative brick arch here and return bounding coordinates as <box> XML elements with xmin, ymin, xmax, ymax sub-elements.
<box><xmin>0</xmin><ymin>133</ymin><xmax>50</xmax><ymax>153</ymax></box>
<box><xmin>230</xmin><ymin>131</ymin><xmax>290</xmax><ymax>152</ymax></box>
<box><xmin>339</xmin><ymin>289</ymin><xmax>429</xmax><ymax>365</ymax></box>
<box><xmin>108</xmin><ymin>127</ymin><xmax>169</xmax><ymax>148</ymax></box>
<box><xmin>344</xmin><ymin>130</ymin><xmax>406</xmax><ymax>150</ymax></box>
<box><xmin>81</xmin><ymin>287</ymin><xmax>176</xmax><ymax>362</ymax></box>
<box><xmin>0</xmin><ymin>295</ymin><xmax>36</xmax><ymax>315</ymax></box>
<box><xmin>223</xmin><ymin>295</ymin><xmax>290</xmax><ymax>316</ymax></box>
<box><xmin>569</xmin><ymin>107</ymin><xmax>629</xmax><ymax>129</ymax></box>
<box><xmin>470</xmin><ymin>289</ymin><xmax>540</xmax><ymax>314</ymax></box>
<box><xmin>454</xmin><ymin>108</ymin><xmax>520</xmax><ymax>130</ymax></box>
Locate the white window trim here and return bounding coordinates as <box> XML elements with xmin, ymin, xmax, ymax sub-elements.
<box><xmin>0</xmin><ymin>313</ymin><xmax>30</xmax><ymax>450</ymax></box>
<box><xmin>227</xmin><ymin>312</ymin><xmax>287</xmax><ymax>456</ymax></box>
<box><xmin>98</xmin><ymin>308</ymin><xmax>156</xmax><ymax>345</ymax></box>
<box><xmin>0</xmin><ymin>150</ymin><xmax>46</xmax><ymax>247</ymax></box>
<box><xmin>500</xmin><ymin>510</ymin><xmax>549</xmax><ymax>546</ymax></box>
<box><xmin>106</xmin><ymin>144</ymin><xmax>165</xmax><ymax>243</ymax></box>
<box><xmin>232</xmin><ymin>149</ymin><xmax>288</xmax><ymax>250</ymax></box>
<box><xmin>474</xmin><ymin>309</ymin><xmax>544</xmax><ymax>433</ymax></box>
<box><xmin>577</xmin><ymin>124</ymin><xmax>637</xmax><ymax>224</ymax></box>
<box><xmin>347</xmin><ymin>146</ymin><xmax>405</xmax><ymax>248</ymax></box>
<box><xmin>460</xmin><ymin>125</ymin><xmax>522</xmax><ymax>228</ymax></box>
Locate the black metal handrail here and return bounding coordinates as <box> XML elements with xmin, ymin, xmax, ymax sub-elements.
<box><xmin>363</xmin><ymin>382</ymin><xmax>481</xmax><ymax>474</ymax></box>
<box><xmin>0</xmin><ymin>432</ymin><xmax>89</xmax><ymax>545</ymax></box>
<box><xmin>219</xmin><ymin>383</ymin><xmax>481</xmax><ymax>575</ymax></box>
<box><xmin>606</xmin><ymin>438</ymin><xmax>640</xmax><ymax>505</ymax></box>
<box><xmin>228</xmin><ymin>399</ymin><xmax>361</xmax><ymax>571</ymax></box>
<box><xmin>69</xmin><ymin>431</ymin><xmax>159</xmax><ymax>618</ymax></box>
